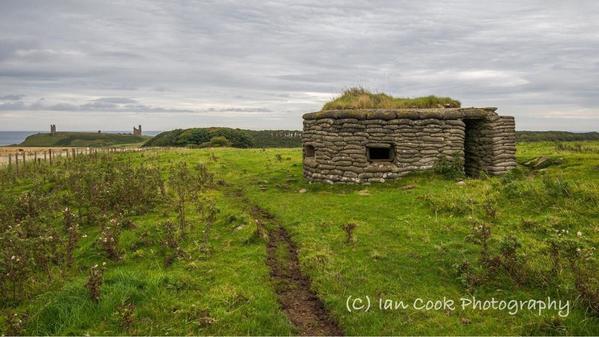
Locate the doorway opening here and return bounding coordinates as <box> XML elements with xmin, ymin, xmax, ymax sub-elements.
<box><xmin>464</xmin><ymin>119</ymin><xmax>485</xmax><ymax>177</ymax></box>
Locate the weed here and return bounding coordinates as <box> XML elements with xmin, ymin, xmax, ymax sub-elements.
<box><xmin>498</xmin><ymin>235</ymin><xmax>527</xmax><ymax>284</ymax></box>
<box><xmin>161</xmin><ymin>220</ymin><xmax>181</xmax><ymax>267</ymax></box>
<box><xmin>542</xmin><ymin>176</ymin><xmax>572</xmax><ymax>198</ymax></box>
<box><xmin>523</xmin><ymin>316</ymin><xmax>568</xmax><ymax>335</ymax></box>
<box><xmin>197</xmin><ymin>196</ymin><xmax>219</xmax><ymax>253</ymax></box>
<box><xmin>4</xmin><ymin>311</ymin><xmax>28</xmax><ymax>336</ymax></box>
<box><xmin>467</xmin><ymin>222</ymin><xmax>492</xmax><ymax>264</ymax></box>
<box><xmin>455</xmin><ymin>260</ymin><xmax>483</xmax><ymax>291</ymax></box>
<box><xmin>99</xmin><ymin>220</ymin><xmax>120</xmax><ymax>260</ymax></box>
<box><xmin>85</xmin><ymin>263</ymin><xmax>105</xmax><ymax>303</ymax></box>
<box><xmin>341</xmin><ymin>223</ymin><xmax>357</xmax><ymax>244</ymax></box>
<box><xmin>114</xmin><ymin>301</ymin><xmax>136</xmax><ymax>331</ymax></box>
<box><xmin>482</xmin><ymin>198</ymin><xmax>497</xmax><ymax>219</ymax></box>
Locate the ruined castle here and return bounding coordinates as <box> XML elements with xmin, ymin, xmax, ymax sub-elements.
<box><xmin>302</xmin><ymin>107</ymin><xmax>516</xmax><ymax>183</ymax></box>
<box><xmin>133</xmin><ymin>125</ymin><xmax>142</xmax><ymax>136</ymax></box>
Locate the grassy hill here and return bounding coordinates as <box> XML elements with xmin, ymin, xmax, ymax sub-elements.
<box><xmin>19</xmin><ymin>132</ymin><xmax>150</xmax><ymax>147</ymax></box>
<box><xmin>1</xmin><ymin>141</ymin><xmax>598</xmax><ymax>335</ymax></box>
<box><xmin>517</xmin><ymin>131</ymin><xmax>599</xmax><ymax>142</ymax></box>
<box><xmin>322</xmin><ymin>87</ymin><xmax>461</xmax><ymax>110</ymax></box>
<box><xmin>143</xmin><ymin>127</ymin><xmax>301</xmax><ymax>148</ymax></box>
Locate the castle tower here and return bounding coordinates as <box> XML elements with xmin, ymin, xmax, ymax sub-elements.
<box><xmin>50</xmin><ymin>124</ymin><xmax>56</xmax><ymax>135</ymax></box>
<box><xmin>133</xmin><ymin>124</ymin><xmax>142</xmax><ymax>136</ymax></box>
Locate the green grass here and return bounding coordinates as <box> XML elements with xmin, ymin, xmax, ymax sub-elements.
<box><xmin>1</xmin><ymin>141</ymin><xmax>599</xmax><ymax>335</ymax></box>
<box><xmin>19</xmin><ymin>132</ymin><xmax>150</xmax><ymax>147</ymax></box>
<box><xmin>322</xmin><ymin>87</ymin><xmax>461</xmax><ymax>110</ymax></box>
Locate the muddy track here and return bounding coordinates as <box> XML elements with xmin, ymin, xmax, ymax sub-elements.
<box><xmin>230</xmin><ymin>189</ymin><xmax>343</xmax><ymax>336</ymax></box>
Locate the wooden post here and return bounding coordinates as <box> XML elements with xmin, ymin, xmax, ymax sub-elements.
<box><xmin>49</xmin><ymin>149</ymin><xmax>53</xmax><ymax>164</ymax></box>
<box><xmin>15</xmin><ymin>153</ymin><xmax>19</xmax><ymax>175</ymax></box>
<box><xmin>8</xmin><ymin>153</ymin><xmax>12</xmax><ymax>169</ymax></box>
<box><xmin>34</xmin><ymin>152</ymin><xmax>37</xmax><ymax>164</ymax></box>
<box><xmin>22</xmin><ymin>152</ymin><xmax>26</xmax><ymax>168</ymax></box>
<box><xmin>44</xmin><ymin>151</ymin><xmax>47</xmax><ymax>161</ymax></box>
<box><xmin>72</xmin><ymin>148</ymin><xmax>76</xmax><ymax>158</ymax></box>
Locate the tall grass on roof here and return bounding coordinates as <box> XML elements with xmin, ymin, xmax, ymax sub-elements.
<box><xmin>322</xmin><ymin>87</ymin><xmax>461</xmax><ymax>110</ymax></box>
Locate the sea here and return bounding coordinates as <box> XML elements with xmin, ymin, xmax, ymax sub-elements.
<box><xmin>0</xmin><ymin>131</ymin><xmax>162</xmax><ymax>146</ymax></box>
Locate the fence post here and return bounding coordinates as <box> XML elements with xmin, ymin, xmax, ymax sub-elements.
<box><xmin>49</xmin><ymin>149</ymin><xmax>53</xmax><ymax>164</ymax></box>
<box><xmin>8</xmin><ymin>153</ymin><xmax>12</xmax><ymax>169</ymax></box>
<box><xmin>72</xmin><ymin>148</ymin><xmax>76</xmax><ymax>158</ymax></box>
<box><xmin>15</xmin><ymin>153</ymin><xmax>19</xmax><ymax>175</ymax></box>
<box><xmin>22</xmin><ymin>152</ymin><xmax>26</xmax><ymax>168</ymax></box>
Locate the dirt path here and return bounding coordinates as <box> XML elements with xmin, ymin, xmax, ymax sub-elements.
<box><xmin>230</xmin><ymin>190</ymin><xmax>343</xmax><ymax>336</ymax></box>
<box><xmin>265</xmin><ymin>225</ymin><xmax>344</xmax><ymax>336</ymax></box>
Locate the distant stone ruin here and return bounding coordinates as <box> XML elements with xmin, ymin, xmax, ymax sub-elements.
<box><xmin>133</xmin><ymin>125</ymin><xmax>142</xmax><ymax>136</ymax></box>
<box><xmin>302</xmin><ymin>107</ymin><xmax>516</xmax><ymax>183</ymax></box>
<box><xmin>50</xmin><ymin>124</ymin><xmax>56</xmax><ymax>135</ymax></box>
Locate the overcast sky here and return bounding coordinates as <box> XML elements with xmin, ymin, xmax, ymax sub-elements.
<box><xmin>1</xmin><ymin>1</ymin><xmax>598</xmax><ymax>131</ymax></box>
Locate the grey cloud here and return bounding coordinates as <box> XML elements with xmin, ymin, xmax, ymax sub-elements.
<box><xmin>0</xmin><ymin>96</ymin><xmax>272</xmax><ymax>115</ymax></box>
<box><xmin>0</xmin><ymin>94</ymin><xmax>24</xmax><ymax>100</ymax></box>
<box><xmin>91</xmin><ymin>97</ymin><xmax>139</xmax><ymax>104</ymax></box>
<box><xmin>0</xmin><ymin>97</ymin><xmax>193</xmax><ymax>113</ymax></box>
<box><xmin>200</xmin><ymin>107</ymin><xmax>273</xmax><ymax>113</ymax></box>
<box><xmin>0</xmin><ymin>1</ymin><xmax>598</xmax><ymax>131</ymax></box>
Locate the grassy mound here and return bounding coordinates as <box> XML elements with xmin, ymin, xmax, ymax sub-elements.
<box><xmin>143</xmin><ymin>128</ymin><xmax>302</xmax><ymax>148</ymax></box>
<box><xmin>322</xmin><ymin>87</ymin><xmax>461</xmax><ymax>110</ymax></box>
<box><xmin>20</xmin><ymin>132</ymin><xmax>149</xmax><ymax>147</ymax></box>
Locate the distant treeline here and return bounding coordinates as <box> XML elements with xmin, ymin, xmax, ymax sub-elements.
<box><xmin>20</xmin><ymin>132</ymin><xmax>149</xmax><ymax>147</ymax></box>
<box><xmin>142</xmin><ymin>127</ymin><xmax>302</xmax><ymax>148</ymax></box>
<box><xmin>516</xmin><ymin>131</ymin><xmax>599</xmax><ymax>142</ymax></box>
<box><xmin>143</xmin><ymin>128</ymin><xmax>599</xmax><ymax>148</ymax></box>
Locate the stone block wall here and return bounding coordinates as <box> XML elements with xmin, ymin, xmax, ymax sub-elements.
<box><xmin>302</xmin><ymin>108</ymin><xmax>516</xmax><ymax>183</ymax></box>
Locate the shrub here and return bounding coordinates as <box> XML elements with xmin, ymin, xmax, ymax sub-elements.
<box><xmin>433</xmin><ymin>156</ymin><xmax>465</xmax><ymax>180</ymax></box>
<box><xmin>200</xmin><ymin>136</ymin><xmax>232</xmax><ymax>148</ymax></box>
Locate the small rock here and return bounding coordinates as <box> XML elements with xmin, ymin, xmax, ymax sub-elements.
<box><xmin>461</xmin><ymin>317</ymin><xmax>471</xmax><ymax>325</ymax></box>
<box><xmin>401</xmin><ymin>184</ymin><xmax>416</xmax><ymax>190</ymax></box>
<box><xmin>456</xmin><ymin>181</ymin><xmax>466</xmax><ymax>186</ymax></box>
<box><xmin>299</xmin><ymin>188</ymin><xmax>307</xmax><ymax>193</ymax></box>
<box><xmin>357</xmin><ymin>189</ymin><xmax>370</xmax><ymax>196</ymax></box>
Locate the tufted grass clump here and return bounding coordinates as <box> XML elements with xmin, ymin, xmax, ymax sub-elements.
<box><xmin>322</xmin><ymin>87</ymin><xmax>461</xmax><ymax>110</ymax></box>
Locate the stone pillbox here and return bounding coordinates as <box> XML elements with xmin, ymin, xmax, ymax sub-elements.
<box><xmin>302</xmin><ymin>107</ymin><xmax>516</xmax><ymax>184</ymax></box>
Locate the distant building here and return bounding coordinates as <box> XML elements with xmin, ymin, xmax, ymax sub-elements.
<box><xmin>50</xmin><ymin>124</ymin><xmax>56</xmax><ymax>135</ymax></box>
<box><xmin>133</xmin><ymin>124</ymin><xmax>142</xmax><ymax>136</ymax></box>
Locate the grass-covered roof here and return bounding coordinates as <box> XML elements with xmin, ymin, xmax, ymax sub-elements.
<box><xmin>322</xmin><ymin>87</ymin><xmax>460</xmax><ymax>110</ymax></box>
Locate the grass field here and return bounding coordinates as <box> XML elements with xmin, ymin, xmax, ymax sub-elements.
<box><xmin>0</xmin><ymin>141</ymin><xmax>598</xmax><ymax>335</ymax></box>
<box><xmin>19</xmin><ymin>132</ymin><xmax>150</xmax><ymax>147</ymax></box>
